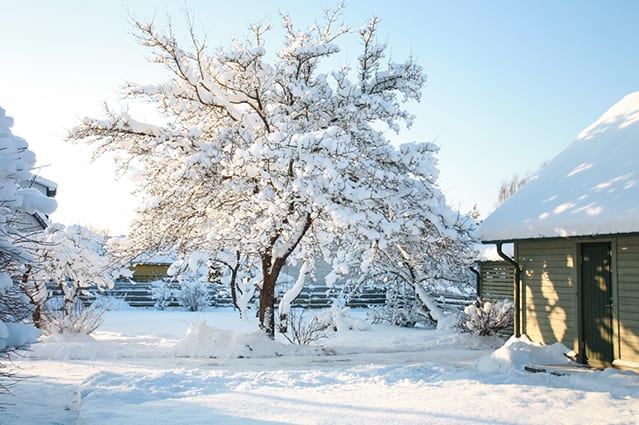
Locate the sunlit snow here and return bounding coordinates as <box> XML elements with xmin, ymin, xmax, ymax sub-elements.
<box><xmin>4</xmin><ymin>309</ymin><xmax>638</xmax><ymax>425</ymax></box>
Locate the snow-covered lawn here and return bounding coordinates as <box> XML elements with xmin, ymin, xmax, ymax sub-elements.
<box><xmin>4</xmin><ymin>308</ymin><xmax>638</xmax><ymax>424</ymax></box>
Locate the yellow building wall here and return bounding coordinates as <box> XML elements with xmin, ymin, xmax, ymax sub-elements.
<box><xmin>131</xmin><ymin>264</ymin><xmax>170</xmax><ymax>282</ymax></box>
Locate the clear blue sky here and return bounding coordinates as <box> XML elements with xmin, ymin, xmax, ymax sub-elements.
<box><xmin>2</xmin><ymin>1</ymin><xmax>638</xmax><ymax>234</ymax></box>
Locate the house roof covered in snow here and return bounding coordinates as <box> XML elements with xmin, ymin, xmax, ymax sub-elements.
<box><xmin>480</xmin><ymin>91</ymin><xmax>639</xmax><ymax>242</ymax></box>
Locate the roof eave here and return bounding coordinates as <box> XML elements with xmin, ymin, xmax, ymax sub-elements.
<box><xmin>481</xmin><ymin>230</ymin><xmax>639</xmax><ymax>245</ymax></box>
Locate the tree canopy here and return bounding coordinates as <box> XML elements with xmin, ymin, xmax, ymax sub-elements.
<box><xmin>69</xmin><ymin>7</ymin><xmax>476</xmax><ymax>336</ymax></box>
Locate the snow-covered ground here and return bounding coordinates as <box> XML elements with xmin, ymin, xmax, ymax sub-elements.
<box><xmin>3</xmin><ymin>308</ymin><xmax>638</xmax><ymax>424</ymax></box>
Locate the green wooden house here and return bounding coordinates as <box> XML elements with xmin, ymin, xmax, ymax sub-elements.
<box><xmin>480</xmin><ymin>92</ymin><xmax>639</xmax><ymax>370</ymax></box>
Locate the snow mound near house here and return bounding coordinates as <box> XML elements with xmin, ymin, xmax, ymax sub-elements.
<box><xmin>477</xmin><ymin>335</ymin><xmax>576</xmax><ymax>372</ymax></box>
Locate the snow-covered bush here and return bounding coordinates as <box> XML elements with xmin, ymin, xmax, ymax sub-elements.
<box><xmin>151</xmin><ymin>280</ymin><xmax>175</xmax><ymax>310</ymax></box>
<box><xmin>368</xmin><ymin>304</ymin><xmax>432</xmax><ymax>328</ymax></box>
<box><xmin>0</xmin><ymin>105</ymin><xmax>58</xmax><ymax>397</ymax></box>
<box><xmin>42</xmin><ymin>298</ymin><xmax>105</xmax><ymax>335</ymax></box>
<box><xmin>281</xmin><ymin>308</ymin><xmax>332</xmax><ymax>345</ymax></box>
<box><xmin>460</xmin><ymin>298</ymin><xmax>514</xmax><ymax>336</ymax></box>
<box><xmin>24</xmin><ymin>224</ymin><xmax>125</xmax><ymax>330</ymax></box>
<box><xmin>367</xmin><ymin>283</ymin><xmax>433</xmax><ymax>328</ymax></box>
<box><xmin>168</xmin><ymin>252</ymin><xmax>213</xmax><ymax>311</ymax></box>
<box><xmin>177</xmin><ymin>280</ymin><xmax>211</xmax><ymax>312</ymax></box>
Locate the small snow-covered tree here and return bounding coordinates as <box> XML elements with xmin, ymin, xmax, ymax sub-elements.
<box><xmin>66</xmin><ymin>6</ymin><xmax>474</xmax><ymax>337</ymax></box>
<box><xmin>213</xmin><ymin>251</ymin><xmax>260</xmax><ymax>318</ymax></box>
<box><xmin>210</xmin><ymin>250</ymin><xmax>260</xmax><ymax>314</ymax></box>
<box><xmin>324</xmin><ymin>143</ymin><xmax>478</xmax><ymax>328</ymax></box>
<box><xmin>371</xmin><ymin>206</ymin><xmax>478</xmax><ymax>329</ymax></box>
<box><xmin>151</xmin><ymin>279</ymin><xmax>174</xmax><ymax>310</ymax></box>
<box><xmin>24</xmin><ymin>224</ymin><xmax>124</xmax><ymax>333</ymax></box>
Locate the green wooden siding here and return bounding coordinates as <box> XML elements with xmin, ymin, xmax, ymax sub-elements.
<box><xmin>615</xmin><ymin>236</ymin><xmax>639</xmax><ymax>364</ymax></box>
<box><xmin>515</xmin><ymin>235</ymin><xmax>639</xmax><ymax>366</ymax></box>
<box><xmin>517</xmin><ymin>239</ymin><xmax>579</xmax><ymax>351</ymax></box>
<box><xmin>479</xmin><ymin>261</ymin><xmax>514</xmax><ymax>302</ymax></box>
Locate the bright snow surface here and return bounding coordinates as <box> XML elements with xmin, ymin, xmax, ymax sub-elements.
<box><xmin>4</xmin><ymin>308</ymin><xmax>638</xmax><ymax>424</ymax></box>
<box><xmin>480</xmin><ymin>91</ymin><xmax>639</xmax><ymax>241</ymax></box>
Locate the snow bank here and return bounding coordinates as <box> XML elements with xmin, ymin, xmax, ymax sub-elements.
<box><xmin>477</xmin><ymin>335</ymin><xmax>576</xmax><ymax>373</ymax></box>
<box><xmin>31</xmin><ymin>332</ymin><xmax>108</xmax><ymax>360</ymax></box>
<box><xmin>174</xmin><ymin>320</ymin><xmax>303</xmax><ymax>358</ymax></box>
<box><xmin>0</xmin><ymin>320</ymin><xmax>41</xmax><ymax>351</ymax></box>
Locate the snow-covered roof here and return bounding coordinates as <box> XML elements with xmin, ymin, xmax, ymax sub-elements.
<box><xmin>480</xmin><ymin>91</ymin><xmax>639</xmax><ymax>242</ymax></box>
<box><xmin>133</xmin><ymin>251</ymin><xmax>176</xmax><ymax>265</ymax></box>
<box><xmin>33</xmin><ymin>175</ymin><xmax>58</xmax><ymax>193</ymax></box>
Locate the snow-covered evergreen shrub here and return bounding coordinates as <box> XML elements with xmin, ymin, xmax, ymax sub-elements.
<box><xmin>460</xmin><ymin>298</ymin><xmax>513</xmax><ymax>336</ymax></box>
<box><xmin>1</xmin><ymin>105</ymin><xmax>56</xmax><ymax>349</ymax></box>
<box><xmin>151</xmin><ymin>280</ymin><xmax>175</xmax><ymax>310</ymax></box>
<box><xmin>177</xmin><ymin>280</ymin><xmax>211</xmax><ymax>312</ymax></box>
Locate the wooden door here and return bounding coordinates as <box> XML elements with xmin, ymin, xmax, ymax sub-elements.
<box><xmin>580</xmin><ymin>243</ymin><xmax>613</xmax><ymax>366</ymax></box>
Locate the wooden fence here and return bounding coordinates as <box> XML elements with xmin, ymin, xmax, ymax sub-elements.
<box><xmin>49</xmin><ymin>279</ymin><xmax>474</xmax><ymax>311</ymax></box>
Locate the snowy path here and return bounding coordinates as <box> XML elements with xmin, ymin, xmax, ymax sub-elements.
<box><xmin>5</xmin><ymin>347</ymin><xmax>486</xmax><ymax>424</ymax></box>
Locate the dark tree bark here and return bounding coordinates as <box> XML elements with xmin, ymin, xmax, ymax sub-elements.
<box><xmin>257</xmin><ymin>214</ymin><xmax>312</xmax><ymax>338</ymax></box>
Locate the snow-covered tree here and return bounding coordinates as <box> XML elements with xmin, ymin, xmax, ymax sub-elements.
<box><xmin>23</xmin><ymin>223</ymin><xmax>125</xmax><ymax>333</ymax></box>
<box><xmin>0</xmin><ymin>106</ymin><xmax>57</xmax><ymax>342</ymax></box>
<box><xmin>68</xmin><ymin>7</ymin><xmax>472</xmax><ymax>337</ymax></box>
<box><xmin>212</xmin><ymin>250</ymin><xmax>260</xmax><ymax>318</ymax></box>
<box><xmin>0</xmin><ymin>105</ymin><xmax>57</xmax><ymax>395</ymax></box>
<box><xmin>328</xmin><ymin>142</ymin><xmax>478</xmax><ymax>328</ymax></box>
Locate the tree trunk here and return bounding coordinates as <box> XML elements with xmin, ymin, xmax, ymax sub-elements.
<box><xmin>258</xmin><ymin>267</ymin><xmax>278</xmax><ymax>338</ymax></box>
<box><xmin>278</xmin><ymin>261</ymin><xmax>308</xmax><ymax>333</ymax></box>
<box><xmin>20</xmin><ymin>266</ymin><xmax>44</xmax><ymax>329</ymax></box>
<box><xmin>228</xmin><ymin>252</ymin><xmax>241</xmax><ymax>311</ymax></box>
<box><xmin>257</xmin><ymin>214</ymin><xmax>313</xmax><ymax>338</ymax></box>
